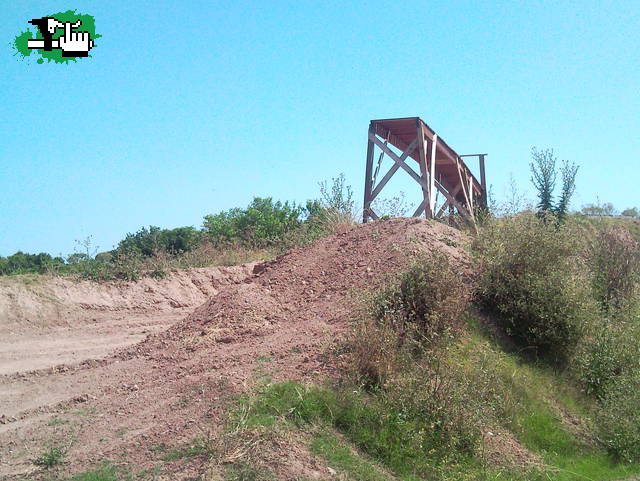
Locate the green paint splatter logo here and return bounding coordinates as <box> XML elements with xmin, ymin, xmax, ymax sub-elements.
<box><xmin>12</xmin><ymin>10</ymin><xmax>100</xmax><ymax>64</ymax></box>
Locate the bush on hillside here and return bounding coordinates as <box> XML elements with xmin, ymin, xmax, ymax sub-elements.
<box><xmin>348</xmin><ymin>252</ymin><xmax>480</xmax><ymax>464</ymax></box>
<box><xmin>575</xmin><ymin>320</ymin><xmax>640</xmax><ymax>401</ymax></box>
<box><xmin>596</xmin><ymin>374</ymin><xmax>640</xmax><ymax>463</ymax></box>
<box><xmin>392</xmin><ymin>251</ymin><xmax>467</xmax><ymax>343</ymax></box>
<box><xmin>354</xmin><ymin>251</ymin><xmax>467</xmax><ymax>387</ymax></box>
<box><xmin>475</xmin><ymin>214</ymin><xmax>595</xmax><ymax>365</ymax></box>
<box><xmin>286</xmin><ymin>174</ymin><xmax>357</xmax><ymax>246</ymax></box>
<box><xmin>588</xmin><ymin>225</ymin><xmax>640</xmax><ymax>313</ymax></box>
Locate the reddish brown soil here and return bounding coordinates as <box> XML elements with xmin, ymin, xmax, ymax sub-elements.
<box><xmin>0</xmin><ymin>219</ymin><xmax>470</xmax><ymax>480</ymax></box>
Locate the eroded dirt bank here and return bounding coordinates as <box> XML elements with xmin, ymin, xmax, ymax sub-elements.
<box><xmin>0</xmin><ymin>265</ymin><xmax>255</xmax><ymax>376</ymax></box>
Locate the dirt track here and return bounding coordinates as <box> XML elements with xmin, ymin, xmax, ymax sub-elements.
<box><xmin>0</xmin><ymin>219</ymin><xmax>469</xmax><ymax>480</ymax></box>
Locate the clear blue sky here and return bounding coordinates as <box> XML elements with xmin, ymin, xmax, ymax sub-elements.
<box><xmin>1</xmin><ymin>1</ymin><xmax>639</xmax><ymax>256</ymax></box>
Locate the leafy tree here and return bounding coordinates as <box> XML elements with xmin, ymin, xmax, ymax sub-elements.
<box><xmin>530</xmin><ymin>147</ymin><xmax>578</xmax><ymax>220</ymax></box>
<box><xmin>0</xmin><ymin>251</ymin><xmax>65</xmax><ymax>275</ymax></box>
<box><xmin>158</xmin><ymin>227</ymin><xmax>200</xmax><ymax>253</ymax></box>
<box><xmin>556</xmin><ymin>160</ymin><xmax>579</xmax><ymax>220</ymax></box>
<box><xmin>581</xmin><ymin>201</ymin><xmax>616</xmax><ymax>216</ymax></box>
<box><xmin>116</xmin><ymin>226</ymin><xmax>200</xmax><ymax>257</ymax></box>
<box><xmin>66</xmin><ymin>253</ymin><xmax>90</xmax><ymax>265</ymax></box>
<box><xmin>117</xmin><ymin>226</ymin><xmax>163</xmax><ymax>257</ymax></box>
<box><xmin>530</xmin><ymin>148</ymin><xmax>557</xmax><ymax>213</ymax></box>
<box><xmin>203</xmin><ymin>197</ymin><xmax>303</xmax><ymax>246</ymax></box>
<box><xmin>622</xmin><ymin>207</ymin><xmax>639</xmax><ymax>218</ymax></box>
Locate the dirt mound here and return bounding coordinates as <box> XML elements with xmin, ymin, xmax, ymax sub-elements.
<box><xmin>0</xmin><ymin>219</ymin><xmax>470</xmax><ymax>479</ymax></box>
<box><xmin>151</xmin><ymin>217</ymin><xmax>469</xmax><ymax>343</ymax></box>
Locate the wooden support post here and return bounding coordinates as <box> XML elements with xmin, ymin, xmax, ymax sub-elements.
<box><xmin>363</xmin><ymin>127</ymin><xmax>375</xmax><ymax>223</ymax></box>
<box><xmin>455</xmin><ymin>157</ymin><xmax>474</xmax><ymax>223</ymax></box>
<box><xmin>416</xmin><ymin>122</ymin><xmax>431</xmax><ymax>219</ymax></box>
<box><xmin>429</xmin><ymin>134</ymin><xmax>438</xmax><ymax>214</ymax></box>
<box><xmin>433</xmin><ymin>178</ymin><xmax>474</xmax><ymax>225</ymax></box>
<box><xmin>479</xmin><ymin>154</ymin><xmax>487</xmax><ymax>209</ymax></box>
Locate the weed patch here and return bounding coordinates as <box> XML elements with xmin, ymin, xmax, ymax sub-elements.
<box><xmin>34</xmin><ymin>445</ymin><xmax>65</xmax><ymax>468</ymax></box>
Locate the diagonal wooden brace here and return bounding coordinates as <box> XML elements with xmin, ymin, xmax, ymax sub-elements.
<box><xmin>369</xmin><ymin>136</ymin><xmax>419</xmax><ymax>201</ymax></box>
<box><xmin>368</xmin><ymin>132</ymin><xmax>427</xmax><ymax>191</ymax></box>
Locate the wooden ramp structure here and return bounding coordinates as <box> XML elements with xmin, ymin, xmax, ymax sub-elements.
<box><xmin>363</xmin><ymin>117</ymin><xmax>487</xmax><ymax>225</ymax></box>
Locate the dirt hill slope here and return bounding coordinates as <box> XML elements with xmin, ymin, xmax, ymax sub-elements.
<box><xmin>0</xmin><ymin>218</ymin><xmax>469</xmax><ymax>479</ymax></box>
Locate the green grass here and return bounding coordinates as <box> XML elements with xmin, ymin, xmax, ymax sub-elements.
<box><xmin>68</xmin><ymin>464</ymin><xmax>120</xmax><ymax>481</ymax></box>
<box><xmin>224</xmin><ymin>461</ymin><xmax>274</xmax><ymax>481</ymax></box>
<box><xmin>517</xmin><ymin>408</ymin><xmax>578</xmax><ymax>457</ymax></box>
<box><xmin>449</xmin><ymin>320</ymin><xmax>640</xmax><ymax>481</ymax></box>
<box><xmin>56</xmin><ymin>462</ymin><xmax>159</xmax><ymax>480</ymax></box>
<box><xmin>160</xmin><ymin>438</ymin><xmax>209</xmax><ymax>461</ymax></box>
<box><xmin>310</xmin><ymin>432</ymin><xmax>389</xmax><ymax>481</ymax></box>
<box><xmin>232</xmin><ymin>315</ymin><xmax>640</xmax><ymax>481</ymax></box>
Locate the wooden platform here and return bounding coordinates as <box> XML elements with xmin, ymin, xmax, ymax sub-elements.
<box><xmin>363</xmin><ymin>117</ymin><xmax>486</xmax><ymax>224</ymax></box>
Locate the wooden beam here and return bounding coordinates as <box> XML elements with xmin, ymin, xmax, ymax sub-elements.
<box><xmin>416</xmin><ymin>122</ymin><xmax>431</xmax><ymax>219</ymax></box>
<box><xmin>434</xmin><ymin>200</ymin><xmax>449</xmax><ymax>218</ymax></box>
<box><xmin>479</xmin><ymin>154</ymin><xmax>487</xmax><ymax>208</ymax></box>
<box><xmin>433</xmin><ymin>178</ymin><xmax>473</xmax><ymax>224</ymax></box>
<box><xmin>429</xmin><ymin>134</ymin><xmax>438</xmax><ymax>214</ymax></box>
<box><xmin>368</xmin><ymin>131</ymin><xmax>425</xmax><ymax>189</ymax></box>
<box><xmin>455</xmin><ymin>156</ymin><xmax>473</xmax><ymax>221</ymax></box>
<box><xmin>363</xmin><ymin>129</ymin><xmax>375</xmax><ymax>223</ymax></box>
<box><xmin>371</xmin><ymin>133</ymin><xmax>390</xmax><ymax>187</ymax></box>
<box><xmin>435</xmin><ymin>184</ymin><xmax>461</xmax><ymax>217</ymax></box>
<box><xmin>413</xmin><ymin>199</ymin><xmax>427</xmax><ymax>217</ymax></box>
<box><xmin>370</xmin><ymin>136</ymin><xmax>419</xmax><ymax>201</ymax></box>
<box><xmin>467</xmin><ymin>174</ymin><xmax>475</xmax><ymax>214</ymax></box>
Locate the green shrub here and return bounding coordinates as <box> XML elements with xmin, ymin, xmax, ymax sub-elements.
<box><xmin>116</xmin><ymin>225</ymin><xmax>200</xmax><ymax>257</ymax></box>
<box><xmin>475</xmin><ymin>214</ymin><xmax>595</xmax><ymax>365</ymax></box>
<box><xmin>596</xmin><ymin>374</ymin><xmax>640</xmax><ymax>462</ymax></box>
<box><xmin>0</xmin><ymin>251</ymin><xmax>65</xmax><ymax>275</ymax></box>
<box><xmin>588</xmin><ymin>225</ymin><xmax>640</xmax><ymax>313</ymax></box>
<box><xmin>375</xmin><ymin>251</ymin><xmax>468</xmax><ymax>346</ymax></box>
<box><xmin>203</xmin><ymin>197</ymin><xmax>303</xmax><ymax>247</ymax></box>
<box><xmin>354</xmin><ymin>251</ymin><xmax>467</xmax><ymax>388</ymax></box>
<box><xmin>575</xmin><ymin>321</ymin><xmax>640</xmax><ymax>401</ymax></box>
